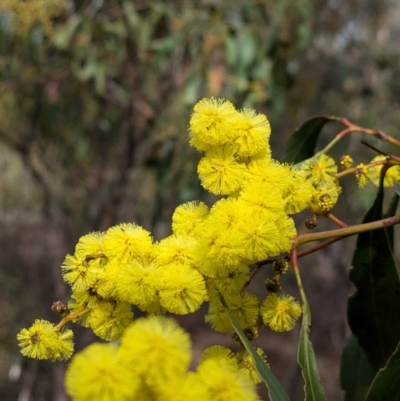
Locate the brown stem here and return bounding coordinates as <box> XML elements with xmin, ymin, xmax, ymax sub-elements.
<box><xmin>336</xmin><ymin>159</ymin><xmax>386</xmax><ymax>179</ymax></box>
<box><xmin>241</xmin><ymin>264</ymin><xmax>262</xmax><ymax>292</ymax></box>
<box><xmin>290</xmin><ymin>247</ymin><xmax>299</xmax><ymax>272</ymax></box>
<box><xmin>339</xmin><ymin>118</ymin><xmax>400</xmax><ymax>148</ymax></box>
<box><xmin>325</xmin><ymin>213</ymin><xmax>348</xmax><ymax>228</ymax></box>
<box><xmin>374</xmin><ymin>129</ymin><xmax>400</xmax><ymax>148</ymax></box>
<box><xmin>296</xmin><ymin>215</ymin><xmax>400</xmax><ymax>246</ymax></box>
<box><xmin>360</xmin><ymin>140</ymin><xmax>387</xmax><ymax>155</ymax></box>
<box><xmin>297</xmin><ymin>236</ymin><xmax>347</xmax><ymax>258</ymax></box>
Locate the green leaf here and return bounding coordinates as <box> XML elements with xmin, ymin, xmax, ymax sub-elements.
<box><xmin>365</xmin><ymin>341</ymin><xmax>400</xmax><ymax>401</ymax></box>
<box><xmin>51</xmin><ymin>15</ymin><xmax>82</xmax><ymax>49</ymax></box>
<box><xmin>282</xmin><ymin>116</ymin><xmax>338</xmax><ymax>164</ymax></box>
<box><xmin>123</xmin><ymin>1</ymin><xmax>140</xmax><ymax>30</ymax></box>
<box><xmin>297</xmin><ymin>286</ymin><xmax>327</xmax><ymax>401</ymax></box>
<box><xmin>219</xmin><ymin>294</ymin><xmax>290</xmax><ymax>401</ymax></box>
<box><xmin>340</xmin><ymin>335</ymin><xmax>375</xmax><ymax>401</ymax></box>
<box><xmin>347</xmin><ymin>184</ymin><xmax>400</xmax><ymax>372</ymax></box>
<box><xmin>383</xmin><ymin>191</ymin><xmax>399</xmax><ymax>253</ymax></box>
<box><xmin>237</xmin><ymin>30</ymin><xmax>257</xmax><ymax>68</ymax></box>
<box><xmin>225</xmin><ymin>36</ymin><xmax>238</xmax><ymax>66</ymax></box>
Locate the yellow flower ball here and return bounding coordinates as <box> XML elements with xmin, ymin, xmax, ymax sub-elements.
<box><xmin>65</xmin><ymin>343</ymin><xmax>138</xmax><ymax>401</ymax></box>
<box><xmin>261</xmin><ymin>293</ymin><xmax>302</xmax><ymax>332</ymax></box>
<box><xmin>17</xmin><ymin>319</ymin><xmax>74</xmax><ymax>361</ymax></box>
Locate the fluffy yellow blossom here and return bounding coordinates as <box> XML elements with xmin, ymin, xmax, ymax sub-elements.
<box><xmin>172</xmin><ymin>201</ymin><xmax>209</xmax><ymax>238</ymax></box>
<box><xmin>95</xmin><ymin>258</ymin><xmax>121</xmax><ymax>298</ymax></box>
<box><xmin>158</xmin><ymin>373</ymin><xmax>211</xmax><ymax>401</ymax></box>
<box><xmin>86</xmin><ymin>300</ymin><xmax>133</xmax><ymax>341</ymax></box>
<box><xmin>156</xmin><ymin>235</ymin><xmax>197</xmax><ymax>267</ymax></box>
<box><xmin>248</xmin><ymin>159</ymin><xmax>292</xmax><ymax>192</ymax></box>
<box><xmin>102</xmin><ymin>223</ymin><xmax>153</xmax><ymax>263</ymax></box>
<box><xmin>281</xmin><ymin>172</ymin><xmax>314</xmax><ymax>214</ymax></box>
<box><xmin>156</xmin><ymin>264</ymin><xmax>207</xmax><ymax>314</ymax></box>
<box><xmin>206</xmin><ymin>265</ymin><xmax>250</xmax><ymax>299</ymax></box>
<box><xmin>208</xmin><ymin>198</ymin><xmax>250</xmax><ymax>230</ymax></box>
<box><xmin>239</xmin><ymin>181</ymin><xmax>284</xmax><ymax>221</ymax></box>
<box><xmin>195</xmin><ymin>225</ymin><xmax>242</xmax><ymax>277</ymax></box>
<box><xmin>261</xmin><ymin>293</ymin><xmax>302</xmax><ymax>332</ymax></box>
<box><xmin>118</xmin><ymin>316</ymin><xmax>191</xmax><ymax>386</ymax></box>
<box><xmin>239</xmin><ymin>348</ymin><xmax>268</xmax><ymax>384</ymax></box>
<box><xmin>61</xmin><ymin>253</ymin><xmax>101</xmax><ymax>292</ymax></box>
<box><xmin>197</xmin><ymin>147</ymin><xmax>247</xmax><ymax>195</ymax></box>
<box><xmin>17</xmin><ymin>319</ymin><xmax>73</xmax><ymax>361</ymax></box>
<box><xmin>199</xmin><ymin>345</ymin><xmax>238</xmax><ymax>371</ymax></box>
<box><xmin>197</xmin><ymin>359</ymin><xmax>260</xmax><ymax>401</ymax></box>
<box><xmin>300</xmin><ymin>153</ymin><xmax>338</xmax><ymax>184</ymax></box>
<box><xmin>65</xmin><ymin>343</ymin><xmax>138</xmax><ymax>401</ymax></box>
<box><xmin>237</xmin><ymin>215</ymin><xmax>282</xmax><ymax>263</ymax></box>
<box><xmin>116</xmin><ymin>260</ymin><xmax>159</xmax><ymax>305</ymax></box>
<box><xmin>240</xmin><ymin>146</ymin><xmax>271</xmax><ymax>165</ymax></box>
<box><xmin>75</xmin><ymin>231</ymin><xmax>105</xmax><ymax>259</ymax></box>
<box><xmin>368</xmin><ymin>155</ymin><xmax>400</xmax><ymax>187</ymax></box>
<box><xmin>190</xmin><ymin>97</ymin><xmax>238</xmax><ymax>147</ymax></box>
<box><xmin>247</xmin><ymin>160</ymin><xmax>312</xmax><ymax>214</ymax></box>
<box><xmin>206</xmin><ymin>292</ymin><xmax>259</xmax><ymax>333</ymax></box>
<box><xmin>233</xmin><ymin>108</ymin><xmax>271</xmax><ymax>157</ymax></box>
<box><xmin>271</xmin><ymin>214</ymin><xmax>296</xmax><ymax>254</ymax></box>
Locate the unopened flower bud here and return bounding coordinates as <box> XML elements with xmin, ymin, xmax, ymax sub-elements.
<box><xmin>272</xmin><ymin>260</ymin><xmax>289</xmax><ymax>275</ymax></box>
<box><xmin>244</xmin><ymin>326</ymin><xmax>259</xmax><ymax>342</ymax></box>
<box><xmin>305</xmin><ymin>216</ymin><xmax>318</xmax><ymax>229</ymax></box>
<box><xmin>51</xmin><ymin>300</ymin><xmax>67</xmax><ymax>316</ymax></box>
<box><xmin>318</xmin><ymin>194</ymin><xmax>335</xmax><ymax>212</ymax></box>
<box><xmin>264</xmin><ymin>278</ymin><xmax>282</xmax><ymax>293</ymax></box>
<box><xmin>340</xmin><ymin>155</ymin><xmax>353</xmax><ymax>169</ymax></box>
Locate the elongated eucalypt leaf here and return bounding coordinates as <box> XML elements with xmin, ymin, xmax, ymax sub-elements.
<box><xmin>383</xmin><ymin>191</ymin><xmax>399</xmax><ymax>252</ymax></box>
<box><xmin>282</xmin><ymin>116</ymin><xmax>338</xmax><ymax>164</ymax></box>
<box><xmin>340</xmin><ymin>334</ymin><xmax>375</xmax><ymax>401</ymax></box>
<box><xmin>347</xmin><ymin>184</ymin><xmax>400</xmax><ymax>372</ymax></box>
<box><xmin>294</xmin><ymin>269</ymin><xmax>327</xmax><ymax>401</ymax></box>
<box><xmin>219</xmin><ymin>294</ymin><xmax>291</xmax><ymax>401</ymax></box>
<box><xmin>365</xmin><ymin>341</ymin><xmax>400</xmax><ymax>401</ymax></box>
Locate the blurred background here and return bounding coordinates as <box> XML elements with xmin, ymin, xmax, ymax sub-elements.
<box><xmin>0</xmin><ymin>0</ymin><xmax>400</xmax><ymax>400</ymax></box>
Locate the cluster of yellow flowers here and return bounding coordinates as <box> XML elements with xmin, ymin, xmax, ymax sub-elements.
<box><xmin>19</xmin><ymin>97</ymin><xmax>338</xmax><ymax>399</ymax></box>
<box><xmin>339</xmin><ymin>153</ymin><xmax>400</xmax><ymax>188</ymax></box>
<box><xmin>296</xmin><ymin>153</ymin><xmax>340</xmax><ymax>212</ymax></box>
<box><xmin>354</xmin><ymin>155</ymin><xmax>400</xmax><ymax>188</ymax></box>
<box><xmin>65</xmin><ymin>316</ymin><xmax>265</xmax><ymax>401</ymax></box>
<box><xmin>16</xmin><ymin>97</ymin><xmax>400</xmax><ymax>400</ymax></box>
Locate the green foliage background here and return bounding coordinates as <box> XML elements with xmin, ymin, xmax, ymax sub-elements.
<box><xmin>0</xmin><ymin>0</ymin><xmax>399</xmax><ymax>400</ymax></box>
